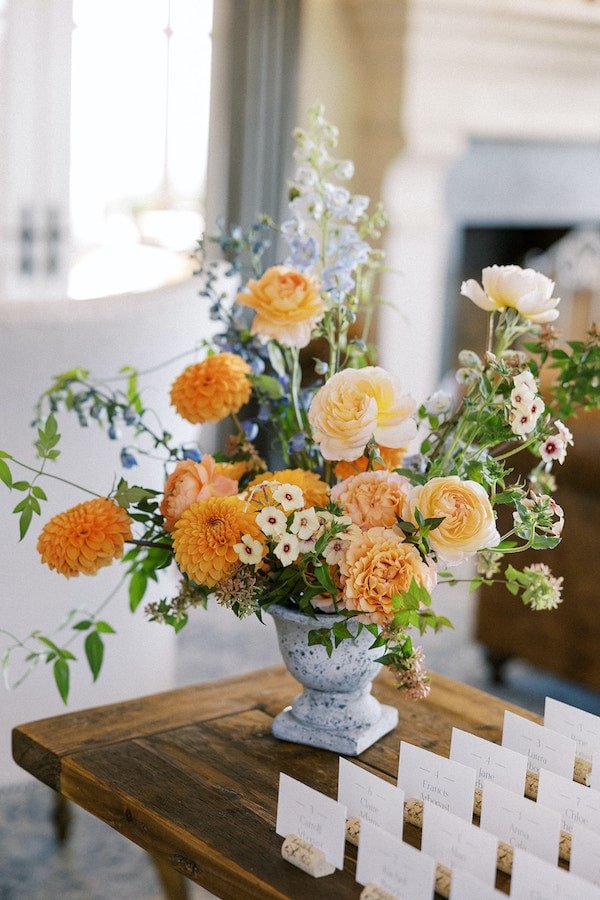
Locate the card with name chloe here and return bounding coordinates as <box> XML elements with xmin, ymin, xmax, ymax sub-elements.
<box><xmin>420</xmin><ymin>802</ymin><xmax>498</xmax><ymax>885</ymax></box>
<box><xmin>545</xmin><ymin>697</ymin><xmax>600</xmax><ymax>763</ymax></box>
<box><xmin>355</xmin><ymin>820</ymin><xmax>436</xmax><ymax>899</ymax></box>
<box><xmin>275</xmin><ymin>773</ymin><xmax>346</xmax><ymax>869</ymax></box>
<box><xmin>510</xmin><ymin>847</ymin><xmax>600</xmax><ymax>900</ymax></box>
<box><xmin>397</xmin><ymin>741</ymin><xmax>476</xmax><ymax>822</ymax></box>
<box><xmin>479</xmin><ymin>781</ymin><xmax>561</xmax><ymax>863</ymax></box>
<box><xmin>337</xmin><ymin>758</ymin><xmax>405</xmax><ymax>837</ymax></box>
<box><xmin>450</xmin><ymin>727</ymin><xmax>528</xmax><ymax>795</ymax></box>
<box><xmin>537</xmin><ymin>768</ymin><xmax>600</xmax><ymax>835</ymax></box>
<box><xmin>502</xmin><ymin>710</ymin><xmax>576</xmax><ymax>777</ymax></box>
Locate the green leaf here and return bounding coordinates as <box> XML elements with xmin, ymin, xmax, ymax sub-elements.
<box><xmin>72</xmin><ymin>620</ymin><xmax>92</xmax><ymax>631</ymax></box>
<box><xmin>249</xmin><ymin>374</ymin><xmax>284</xmax><ymax>400</ymax></box>
<box><xmin>84</xmin><ymin>631</ymin><xmax>104</xmax><ymax>681</ymax></box>
<box><xmin>267</xmin><ymin>343</ymin><xmax>286</xmax><ymax>378</ymax></box>
<box><xmin>12</xmin><ymin>481</ymin><xmax>30</xmax><ymax>491</ymax></box>
<box><xmin>53</xmin><ymin>658</ymin><xmax>69</xmax><ymax>704</ymax></box>
<box><xmin>19</xmin><ymin>506</ymin><xmax>33</xmax><ymax>540</ymax></box>
<box><xmin>31</xmin><ymin>485</ymin><xmax>47</xmax><ymax>500</ymax></box>
<box><xmin>95</xmin><ymin>620</ymin><xmax>116</xmax><ymax>634</ymax></box>
<box><xmin>0</xmin><ymin>459</ymin><xmax>12</xmax><ymax>488</ymax></box>
<box><xmin>114</xmin><ymin>480</ymin><xmax>158</xmax><ymax>510</ymax></box>
<box><xmin>129</xmin><ymin>571</ymin><xmax>148</xmax><ymax>612</ymax></box>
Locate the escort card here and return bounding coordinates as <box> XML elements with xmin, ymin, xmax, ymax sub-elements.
<box><xmin>449</xmin><ymin>869</ymin><xmax>505</xmax><ymax>900</ymax></box>
<box><xmin>355</xmin><ymin>820</ymin><xmax>436</xmax><ymax>899</ymax></box>
<box><xmin>545</xmin><ymin>697</ymin><xmax>600</xmax><ymax>763</ymax></box>
<box><xmin>590</xmin><ymin>751</ymin><xmax>600</xmax><ymax>791</ymax></box>
<box><xmin>502</xmin><ymin>710</ymin><xmax>576</xmax><ymax>777</ymax></box>
<box><xmin>337</xmin><ymin>758</ymin><xmax>405</xmax><ymax>837</ymax></box>
<box><xmin>570</xmin><ymin>823</ymin><xmax>600</xmax><ymax>887</ymax></box>
<box><xmin>276</xmin><ymin>773</ymin><xmax>346</xmax><ymax>869</ymax></box>
<box><xmin>537</xmin><ymin>768</ymin><xmax>600</xmax><ymax>835</ymax></box>
<box><xmin>479</xmin><ymin>781</ymin><xmax>561</xmax><ymax>863</ymax></box>
<box><xmin>420</xmin><ymin>802</ymin><xmax>498</xmax><ymax>885</ymax></box>
<box><xmin>450</xmin><ymin>727</ymin><xmax>528</xmax><ymax>795</ymax></box>
<box><xmin>510</xmin><ymin>847</ymin><xmax>600</xmax><ymax>900</ymax></box>
<box><xmin>397</xmin><ymin>741</ymin><xmax>476</xmax><ymax>822</ymax></box>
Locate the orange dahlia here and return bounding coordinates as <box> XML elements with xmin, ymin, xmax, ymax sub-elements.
<box><xmin>334</xmin><ymin>445</ymin><xmax>406</xmax><ymax>481</ymax></box>
<box><xmin>247</xmin><ymin>468</ymin><xmax>329</xmax><ymax>509</ymax></box>
<box><xmin>173</xmin><ymin>496</ymin><xmax>264</xmax><ymax>587</ymax></box>
<box><xmin>37</xmin><ymin>498</ymin><xmax>132</xmax><ymax>578</ymax></box>
<box><xmin>170</xmin><ymin>353</ymin><xmax>252</xmax><ymax>424</ymax></box>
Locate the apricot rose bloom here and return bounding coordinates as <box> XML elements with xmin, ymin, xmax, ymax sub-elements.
<box><xmin>236</xmin><ymin>265</ymin><xmax>324</xmax><ymax>348</ymax></box>
<box><xmin>173</xmin><ymin>496</ymin><xmax>264</xmax><ymax>587</ymax></box>
<box><xmin>37</xmin><ymin>498</ymin><xmax>132</xmax><ymax>578</ymax></box>
<box><xmin>331</xmin><ymin>470</ymin><xmax>411</xmax><ymax>530</ymax></box>
<box><xmin>160</xmin><ymin>456</ymin><xmax>238</xmax><ymax>532</ymax></box>
<box><xmin>247</xmin><ymin>468</ymin><xmax>329</xmax><ymax>509</ymax></box>
<box><xmin>408</xmin><ymin>475</ymin><xmax>500</xmax><ymax>565</ymax></box>
<box><xmin>339</xmin><ymin>526</ymin><xmax>437</xmax><ymax>625</ymax></box>
<box><xmin>308</xmin><ymin>366</ymin><xmax>417</xmax><ymax>461</ymax></box>
<box><xmin>461</xmin><ymin>265</ymin><xmax>560</xmax><ymax>324</ymax></box>
<box><xmin>334</xmin><ymin>444</ymin><xmax>405</xmax><ymax>480</ymax></box>
<box><xmin>170</xmin><ymin>353</ymin><xmax>251</xmax><ymax>424</ymax></box>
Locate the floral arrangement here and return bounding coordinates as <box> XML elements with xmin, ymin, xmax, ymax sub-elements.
<box><xmin>2</xmin><ymin>106</ymin><xmax>600</xmax><ymax>704</ymax></box>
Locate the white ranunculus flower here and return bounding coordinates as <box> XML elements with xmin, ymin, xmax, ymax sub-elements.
<box><xmin>461</xmin><ymin>265</ymin><xmax>560</xmax><ymax>324</ymax></box>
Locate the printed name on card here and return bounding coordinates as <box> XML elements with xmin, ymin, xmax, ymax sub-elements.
<box><xmin>355</xmin><ymin>820</ymin><xmax>436</xmax><ymax>900</ymax></box>
<box><xmin>537</xmin><ymin>768</ymin><xmax>600</xmax><ymax>835</ymax></box>
<box><xmin>544</xmin><ymin>697</ymin><xmax>600</xmax><ymax>763</ymax></box>
<box><xmin>479</xmin><ymin>781</ymin><xmax>561</xmax><ymax>864</ymax></box>
<box><xmin>502</xmin><ymin>710</ymin><xmax>576</xmax><ymax>777</ymax></box>
<box><xmin>420</xmin><ymin>801</ymin><xmax>498</xmax><ymax>885</ymax></box>
<box><xmin>450</xmin><ymin>727</ymin><xmax>528</xmax><ymax>795</ymax></box>
<box><xmin>275</xmin><ymin>773</ymin><xmax>347</xmax><ymax>869</ymax></box>
<box><xmin>510</xmin><ymin>847</ymin><xmax>600</xmax><ymax>900</ymax></box>
<box><xmin>337</xmin><ymin>758</ymin><xmax>405</xmax><ymax>837</ymax></box>
<box><xmin>570</xmin><ymin>823</ymin><xmax>600</xmax><ymax>887</ymax></box>
<box><xmin>449</xmin><ymin>869</ymin><xmax>505</xmax><ymax>900</ymax></box>
<box><xmin>397</xmin><ymin>741</ymin><xmax>476</xmax><ymax>822</ymax></box>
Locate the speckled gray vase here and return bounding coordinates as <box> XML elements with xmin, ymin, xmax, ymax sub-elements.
<box><xmin>268</xmin><ymin>604</ymin><xmax>398</xmax><ymax>755</ymax></box>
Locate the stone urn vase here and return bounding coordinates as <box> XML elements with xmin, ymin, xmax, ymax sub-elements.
<box><xmin>268</xmin><ymin>604</ymin><xmax>398</xmax><ymax>755</ymax></box>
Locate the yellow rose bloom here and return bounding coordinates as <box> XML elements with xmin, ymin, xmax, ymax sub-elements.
<box><xmin>308</xmin><ymin>367</ymin><xmax>416</xmax><ymax>461</ymax></box>
<box><xmin>461</xmin><ymin>265</ymin><xmax>560</xmax><ymax>324</ymax></box>
<box><xmin>37</xmin><ymin>498</ymin><xmax>132</xmax><ymax>578</ymax></box>
<box><xmin>408</xmin><ymin>475</ymin><xmax>500</xmax><ymax>565</ymax></box>
<box><xmin>170</xmin><ymin>353</ymin><xmax>251</xmax><ymax>424</ymax></box>
<box><xmin>247</xmin><ymin>468</ymin><xmax>329</xmax><ymax>509</ymax></box>
<box><xmin>173</xmin><ymin>496</ymin><xmax>264</xmax><ymax>587</ymax></box>
<box><xmin>339</xmin><ymin>526</ymin><xmax>437</xmax><ymax>625</ymax></box>
<box><xmin>236</xmin><ymin>265</ymin><xmax>324</xmax><ymax>348</ymax></box>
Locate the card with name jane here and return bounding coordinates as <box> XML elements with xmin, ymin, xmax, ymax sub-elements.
<box><xmin>450</xmin><ymin>727</ymin><xmax>528</xmax><ymax>795</ymax></box>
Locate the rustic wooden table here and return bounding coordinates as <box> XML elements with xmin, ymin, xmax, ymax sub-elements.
<box><xmin>13</xmin><ymin>666</ymin><xmax>536</xmax><ymax>899</ymax></box>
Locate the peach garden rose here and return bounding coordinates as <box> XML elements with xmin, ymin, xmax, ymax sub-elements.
<box><xmin>331</xmin><ymin>470</ymin><xmax>411</xmax><ymax>530</ymax></box>
<box><xmin>160</xmin><ymin>456</ymin><xmax>238</xmax><ymax>532</ymax></box>
<box><xmin>236</xmin><ymin>265</ymin><xmax>324</xmax><ymax>348</ymax></box>
<box><xmin>408</xmin><ymin>475</ymin><xmax>500</xmax><ymax>565</ymax></box>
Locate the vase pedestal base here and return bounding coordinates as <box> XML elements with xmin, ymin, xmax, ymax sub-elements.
<box><xmin>272</xmin><ymin>703</ymin><xmax>398</xmax><ymax>756</ymax></box>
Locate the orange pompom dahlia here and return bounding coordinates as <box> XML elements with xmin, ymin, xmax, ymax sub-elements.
<box><xmin>173</xmin><ymin>495</ymin><xmax>264</xmax><ymax>587</ymax></box>
<box><xmin>37</xmin><ymin>498</ymin><xmax>132</xmax><ymax>578</ymax></box>
<box><xmin>247</xmin><ymin>468</ymin><xmax>329</xmax><ymax>509</ymax></box>
<box><xmin>170</xmin><ymin>353</ymin><xmax>251</xmax><ymax>424</ymax></box>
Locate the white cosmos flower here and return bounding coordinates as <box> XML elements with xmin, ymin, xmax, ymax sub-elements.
<box><xmin>289</xmin><ymin>507</ymin><xmax>320</xmax><ymax>541</ymax></box>
<box><xmin>256</xmin><ymin>506</ymin><xmax>287</xmax><ymax>537</ymax></box>
<box><xmin>461</xmin><ymin>266</ymin><xmax>560</xmax><ymax>324</ymax></box>
<box><xmin>272</xmin><ymin>483</ymin><xmax>304</xmax><ymax>512</ymax></box>
<box><xmin>233</xmin><ymin>534</ymin><xmax>263</xmax><ymax>566</ymax></box>
<box><xmin>273</xmin><ymin>533</ymin><xmax>300</xmax><ymax>566</ymax></box>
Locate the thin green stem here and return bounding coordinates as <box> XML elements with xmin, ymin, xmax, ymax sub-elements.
<box><xmin>9</xmin><ymin>457</ymin><xmax>102</xmax><ymax>497</ymax></box>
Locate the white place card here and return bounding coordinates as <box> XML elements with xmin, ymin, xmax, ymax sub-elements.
<box><xmin>355</xmin><ymin>820</ymin><xmax>436</xmax><ymax>899</ymax></box>
<box><xmin>397</xmin><ymin>741</ymin><xmax>476</xmax><ymax>822</ymax></box>
<box><xmin>337</xmin><ymin>758</ymin><xmax>405</xmax><ymax>837</ymax></box>
<box><xmin>502</xmin><ymin>710</ymin><xmax>576</xmax><ymax>777</ymax></box>
<box><xmin>479</xmin><ymin>781</ymin><xmax>561</xmax><ymax>863</ymax></box>
<box><xmin>420</xmin><ymin>802</ymin><xmax>497</xmax><ymax>885</ymax></box>
<box><xmin>537</xmin><ymin>768</ymin><xmax>600</xmax><ymax>835</ymax></box>
<box><xmin>450</xmin><ymin>727</ymin><xmax>528</xmax><ymax>795</ymax></box>
<box><xmin>545</xmin><ymin>697</ymin><xmax>600</xmax><ymax>763</ymax></box>
<box><xmin>510</xmin><ymin>847</ymin><xmax>600</xmax><ymax>900</ymax></box>
<box><xmin>590</xmin><ymin>751</ymin><xmax>600</xmax><ymax>791</ymax></box>
<box><xmin>570</xmin><ymin>823</ymin><xmax>600</xmax><ymax>887</ymax></box>
<box><xmin>275</xmin><ymin>773</ymin><xmax>346</xmax><ymax>869</ymax></box>
<box><xmin>449</xmin><ymin>869</ymin><xmax>504</xmax><ymax>900</ymax></box>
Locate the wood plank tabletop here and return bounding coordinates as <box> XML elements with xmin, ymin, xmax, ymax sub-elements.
<box><xmin>13</xmin><ymin>666</ymin><xmax>538</xmax><ymax>899</ymax></box>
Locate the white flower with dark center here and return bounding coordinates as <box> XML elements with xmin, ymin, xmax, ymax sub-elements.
<box><xmin>289</xmin><ymin>507</ymin><xmax>320</xmax><ymax>541</ymax></box>
<box><xmin>256</xmin><ymin>506</ymin><xmax>287</xmax><ymax>537</ymax></box>
<box><xmin>323</xmin><ymin>537</ymin><xmax>347</xmax><ymax>565</ymax></box>
<box><xmin>510</xmin><ymin>385</ymin><xmax>536</xmax><ymax>411</ymax></box>
<box><xmin>273</xmin><ymin>534</ymin><xmax>300</xmax><ymax>566</ymax></box>
<box><xmin>513</xmin><ymin>370</ymin><xmax>537</xmax><ymax>393</ymax></box>
<box><xmin>233</xmin><ymin>534</ymin><xmax>263</xmax><ymax>566</ymax></box>
<box><xmin>510</xmin><ymin>409</ymin><xmax>535</xmax><ymax>437</ymax></box>
<box><xmin>272</xmin><ymin>483</ymin><xmax>304</xmax><ymax>512</ymax></box>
